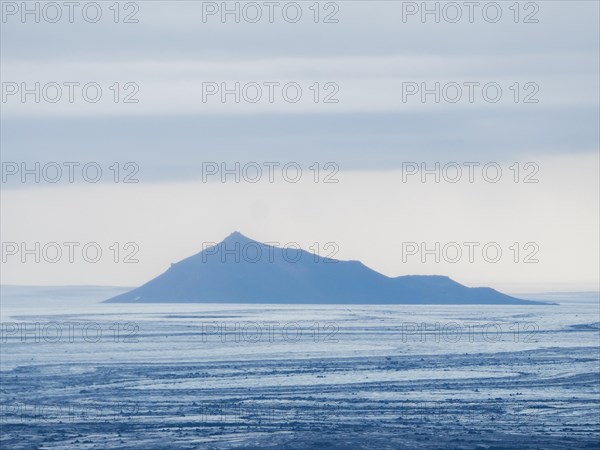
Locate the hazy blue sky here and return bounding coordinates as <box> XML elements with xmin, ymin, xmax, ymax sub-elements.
<box><xmin>1</xmin><ymin>1</ymin><xmax>598</xmax><ymax>291</ymax></box>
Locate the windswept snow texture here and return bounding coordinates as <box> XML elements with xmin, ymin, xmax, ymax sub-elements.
<box><xmin>1</xmin><ymin>287</ymin><xmax>599</xmax><ymax>449</ymax></box>
<box><xmin>106</xmin><ymin>232</ymin><xmax>541</xmax><ymax>305</ymax></box>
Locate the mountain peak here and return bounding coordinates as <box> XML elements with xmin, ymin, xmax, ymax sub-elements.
<box><xmin>222</xmin><ymin>231</ymin><xmax>254</xmax><ymax>244</ymax></box>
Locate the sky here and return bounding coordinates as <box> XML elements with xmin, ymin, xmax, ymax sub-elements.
<box><xmin>1</xmin><ymin>1</ymin><xmax>599</xmax><ymax>293</ymax></box>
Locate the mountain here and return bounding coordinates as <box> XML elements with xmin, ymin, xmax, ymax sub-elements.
<box><xmin>105</xmin><ymin>232</ymin><xmax>544</xmax><ymax>305</ymax></box>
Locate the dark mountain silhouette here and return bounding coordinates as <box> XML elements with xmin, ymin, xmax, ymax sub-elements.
<box><xmin>105</xmin><ymin>232</ymin><xmax>544</xmax><ymax>305</ymax></box>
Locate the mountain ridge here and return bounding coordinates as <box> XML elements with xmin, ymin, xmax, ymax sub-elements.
<box><xmin>105</xmin><ymin>232</ymin><xmax>546</xmax><ymax>305</ymax></box>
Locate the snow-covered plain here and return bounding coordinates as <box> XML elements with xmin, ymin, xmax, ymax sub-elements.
<box><xmin>1</xmin><ymin>286</ymin><xmax>599</xmax><ymax>449</ymax></box>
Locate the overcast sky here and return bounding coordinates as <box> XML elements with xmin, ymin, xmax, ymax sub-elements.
<box><xmin>1</xmin><ymin>1</ymin><xmax>598</xmax><ymax>292</ymax></box>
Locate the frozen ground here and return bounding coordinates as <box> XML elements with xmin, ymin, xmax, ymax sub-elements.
<box><xmin>1</xmin><ymin>286</ymin><xmax>599</xmax><ymax>449</ymax></box>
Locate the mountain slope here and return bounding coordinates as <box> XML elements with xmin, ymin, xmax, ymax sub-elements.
<box><xmin>105</xmin><ymin>232</ymin><xmax>543</xmax><ymax>305</ymax></box>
